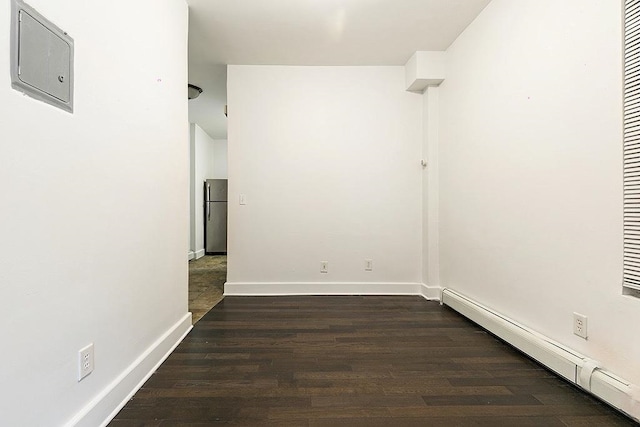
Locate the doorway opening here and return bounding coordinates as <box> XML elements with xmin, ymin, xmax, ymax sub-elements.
<box><xmin>187</xmin><ymin>64</ymin><xmax>228</xmax><ymax>324</ymax></box>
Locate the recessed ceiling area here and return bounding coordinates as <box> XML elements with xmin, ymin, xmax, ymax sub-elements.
<box><xmin>187</xmin><ymin>0</ymin><xmax>491</xmax><ymax>66</ymax></box>
<box><xmin>186</xmin><ymin>0</ymin><xmax>492</xmax><ymax>138</ymax></box>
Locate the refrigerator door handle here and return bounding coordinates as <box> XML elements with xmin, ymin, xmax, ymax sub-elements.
<box><xmin>206</xmin><ymin>183</ymin><xmax>211</xmax><ymax>221</ymax></box>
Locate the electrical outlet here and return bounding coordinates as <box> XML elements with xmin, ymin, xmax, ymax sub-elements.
<box><xmin>320</xmin><ymin>261</ymin><xmax>328</xmax><ymax>273</ymax></box>
<box><xmin>78</xmin><ymin>343</ymin><xmax>94</xmax><ymax>381</ymax></box>
<box><xmin>573</xmin><ymin>313</ymin><xmax>588</xmax><ymax>339</ymax></box>
<box><xmin>365</xmin><ymin>259</ymin><xmax>373</xmax><ymax>271</ymax></box>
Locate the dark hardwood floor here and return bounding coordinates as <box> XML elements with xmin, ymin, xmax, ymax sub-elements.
<box><xmin>109</xmin><ymin>296</ymin><xmax>637</xmax><ymax>426</ymax></box>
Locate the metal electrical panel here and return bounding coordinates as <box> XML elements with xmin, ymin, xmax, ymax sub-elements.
<box><xmin>10</xmin><ymin>0</ymin><xmax>74</xmax><ymax>113</ymax></box>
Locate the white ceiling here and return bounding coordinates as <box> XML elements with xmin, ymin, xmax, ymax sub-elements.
<box><xmin>186</xmin><ymin>0</ymin><xmax>491</xmax><ymax>138</ymax></box>
<box><xmin>188</xmin><ymin>64</ymin><xmax>227</xmax><ymax>140</ymax></box>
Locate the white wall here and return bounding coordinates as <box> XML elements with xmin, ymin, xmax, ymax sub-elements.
<box><xmin>212</xmin><ymin>139</ymin><xmax>228</xmax><ymax>179</ymax></box>
<box><xmin>227</xmin><ymin>66</ymin><xmax>422</xmax><ymax>288</ymax></box>
<box><xmin>190</xmin><ymin>124</ymin><xmax>216</xmax><ymax>257</ymax></box>
<box><xmin>438</xmin><ymin>0</ymin><xmax>640</xmax><ymax>386</ymax></box>
<box><xmin>0</xmin><ymin>1</ymin><xmax>189</xmax><ymax>425</ymax></box>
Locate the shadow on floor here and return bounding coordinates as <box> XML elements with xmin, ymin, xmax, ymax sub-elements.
<box><xmin>188</xmin><ymin>255</ymin><xmax>226</xmax><ymax>323</ymax></box>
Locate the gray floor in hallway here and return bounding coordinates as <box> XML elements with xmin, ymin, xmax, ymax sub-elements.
<box><xmin>189</xmin><ymin>255</ymin><xmax>226</xmax><ymax>323</ymax></box>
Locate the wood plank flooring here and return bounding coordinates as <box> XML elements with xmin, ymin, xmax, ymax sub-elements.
<box><xmin>109</xmin><ymin>296</ymin><xmax>637</xmax><ymax>426</ymax></box>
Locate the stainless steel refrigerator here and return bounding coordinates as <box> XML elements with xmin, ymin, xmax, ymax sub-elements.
<box><xmin>204</xmin><ymin>179</ymin><xmax>228</xmax><ymax>254</ymax></box>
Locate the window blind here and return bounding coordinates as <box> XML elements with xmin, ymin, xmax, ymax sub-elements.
<box><xmin>624</xmin><ymin>0</ymin><xmax>640</xmax><ymax>292</ymax></box>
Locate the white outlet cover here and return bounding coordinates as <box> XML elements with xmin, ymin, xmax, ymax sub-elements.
<box><xmin>78</xmin><ymin>343</ymin><xmax>94</xmax><ymax>381</ymax></box>
<box><xmin>573</xmin><ymin>312</ymin><xmax>588</xmax><ymax>339</ymax></box>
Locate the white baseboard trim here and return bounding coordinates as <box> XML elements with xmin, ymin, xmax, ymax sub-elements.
<box><xmin>188</xmin><ymin>251</ymin><xmax>195</xmax><ymax>260</ymax></box>
<box><xmin>66</xmin><ymin>313</ymin><xmax>193</xmax><ymax>427</ymax></box>
<box><xmin>419</xmin><ymin>284</ymin><xmax>441</xmax><ymax>301</ymax></box>
<box><xmin>441</xmin><ymin>288</ymin><xmax>640</xmax><ymax>422</ymax></box>
<box><xmin>224</xmin><ymin>282</ymin><xmax>423</xmax><ymax>296</ymax></box>
<box><xmin>194</xmin><ymin>249</ymin><xmax>205</xmax><ymax>260</ymax></box>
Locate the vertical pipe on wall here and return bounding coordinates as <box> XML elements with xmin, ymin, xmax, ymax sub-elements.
<box><xmin>423</xmin><ymin>86</ymin><xmax>440</xmax><ymax>287</ymax></box>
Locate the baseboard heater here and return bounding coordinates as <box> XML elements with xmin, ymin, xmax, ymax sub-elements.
<box><xmin>441</xmin><ymin>288</ymin><xmax>640</xmax><ymax>422</ymax></box>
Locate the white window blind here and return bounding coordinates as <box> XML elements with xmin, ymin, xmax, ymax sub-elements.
<box><xmin>624</xmin><ymin>0</ymin><xmax>640</xmax><ymax>293</ymax></box>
